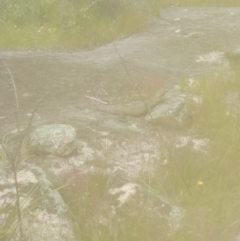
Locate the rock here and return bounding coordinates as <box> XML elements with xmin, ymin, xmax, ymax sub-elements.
<box><xmin>145</xmin><ymin>90</ymin><xmax>191</xmax><ymax>129</ymax></box>
<box><xmin>29</xmin><ymin>124</ymin><xmax>77</xmax><ymax>156</ymax></box>
<box><xmin>92</xmin><ymin>176</ymin><xmax>185</xmax><ymax>239</ymax></box>
<box><xmin>0</xmin><ymin>117</ymin><xmax>187</xmax><ymax>241</ymax></box>
<box><xmin>173</xmin><ymin>135</ymin><xmax>210</xmax><ymax>158</ymax></box>
<box><xmin>0</xmin><ymin>166</ymin><xmax>76</xmax><ymax>241</ymax></box>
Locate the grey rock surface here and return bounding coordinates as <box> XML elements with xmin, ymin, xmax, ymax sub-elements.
<box><xmin>93</xmin><ymin>176</ymin><xmax>185</xmax><ymax>239</ymax></box>
<box><xmin>0</xmin><ymin>166</ymin><xmax>75</xmax><ymax>241</ymax></box>
<box><xmin>145</xmin><ymin>89</ymin><xmax>191</xmax><ymax>129</ymax></box>
<box><xmin>29</xmin><ymin>124</ymin><xmax>77</xmax><ymax>156</ymax></box>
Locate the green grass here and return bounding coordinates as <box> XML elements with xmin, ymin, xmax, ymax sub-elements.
<box><xmin>168</xmin><ymin>73</ymin><xmax>240</xmax><ymax>240</ymax></box>
<box><xmin>0</xmin><ymin>10</ymin><xmax>148</xmax><ymax>50</ymax></box>
<box><xmin>59</xmin><ymin>168</ymin><xmax>110</xmax><ymax>241</ymax></box>
<box><xmin>1</xmin><ymin>0</ymin><xmax>240</xmax><ymax>50</ymax></box>
<box><xmin>0</xmin><ymin>0</ymin><xmax>149</xmax><ymax>50</ymax></box>
<box><xmin>154</xmin><ymin>0</ymin><xmax>240</xmax><ymax>7</ymax></box>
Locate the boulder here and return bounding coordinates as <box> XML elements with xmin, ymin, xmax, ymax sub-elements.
<box><xmin>29</xmin><ymin>124</ymin><xmax>77</xmax><ymax>156</ymax></box>
<box><xmin>145</xmin><ymin>90</ymin><xmax>191</xmax><ymax>129</ymax></box>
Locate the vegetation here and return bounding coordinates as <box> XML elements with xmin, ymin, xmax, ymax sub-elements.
<box><xmin>1</xmin><ymin>0</ymin><xmax>240</xmax><ymax>50</ymax></box>
<box><xmin>158</xmin><ymin>0</ymin><xmax>240</xmax><ymax>7</ymax></box>
<box><xmin>162</xmin><ymin>69</ymin><xmax>240</xmax><ymax>240</ymax></box>
<box><xmin>0</xmin><ymin>0</ymin><xmax>149</xmax><ymax>50</ymax></box>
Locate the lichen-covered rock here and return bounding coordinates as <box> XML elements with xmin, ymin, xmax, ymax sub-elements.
<box><xmin>145</xmin><ymin>90</ymin><xmax>191</xmax><ymax>129</ymax></box>
<box><xmin>0</xmin><ymin>166</ymin><xmax>76</xmax><ymax>241</ymax></box>
<box><xmin>29</xmin><ymin>124</ymin><xmax>77</xmax><ymax>156</ymax></box>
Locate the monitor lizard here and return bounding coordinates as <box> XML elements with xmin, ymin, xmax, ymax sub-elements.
<box><xmin>88</xmin><ymin>88</ymin><xmax>168</xmax><ymax>117</ymax></box>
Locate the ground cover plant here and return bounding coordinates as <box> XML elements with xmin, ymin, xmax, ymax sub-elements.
<box><xmin>156</xmin><ymin>0</ymin><xmax>240</xmax><ymax>7</ymax></box>
<box><xmin>0</xmin><ymin>0</ymin><xmax>149</xmax><ymax>50</ymax></box>
<box><xmin>1</xmin><ymin>0</ymin><xmax>240</xmax><ymax>50</ymax></box>
<box><xmin>168</xmin><ymin>71</ymin><xmax>240</xmax><ymax>240</ymax></box>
